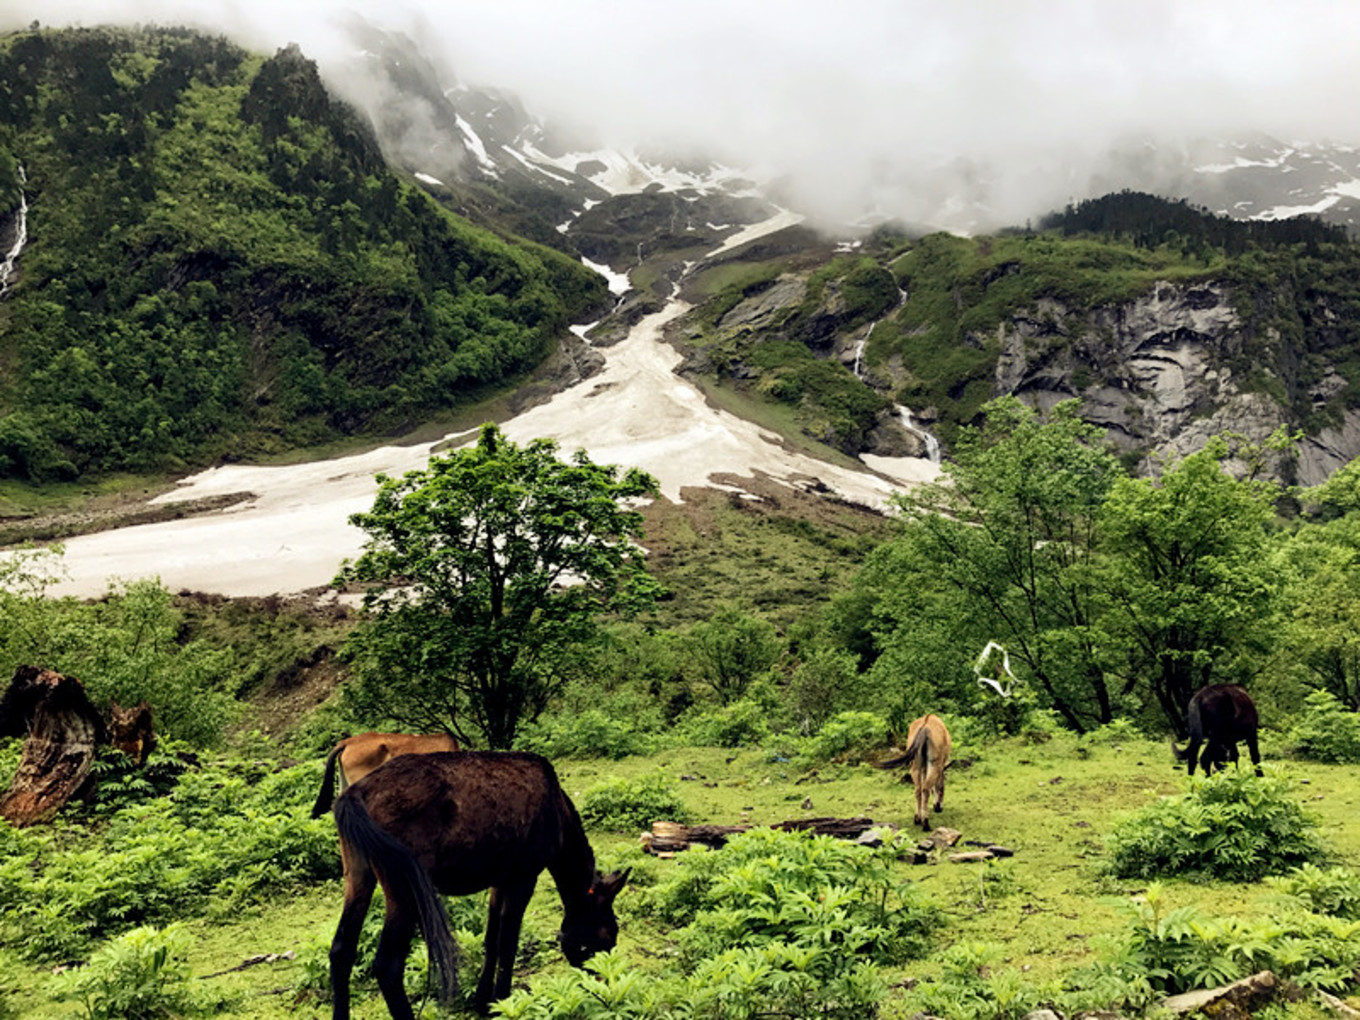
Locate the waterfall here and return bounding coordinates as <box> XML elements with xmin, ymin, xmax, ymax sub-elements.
<box><xmin>0</xmin><ymin>164</ymin><xmax>27</xmax><ymax>298</ymax></box>
<box><xmin>898</xmin><ymin>406</ymin><xmax>941</xmax><ymax>464</ymax></box>
<box><xmin>850</xmin><ymin>313</ymin><xmax>942</xmax><ymax>464</ymax></box>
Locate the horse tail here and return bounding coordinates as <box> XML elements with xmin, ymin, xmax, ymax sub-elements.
<box><xmin>310</xmin><ymin>743</ymin><xmax>345</xmax><ymax>819</ymax></box>
<box><xmin>333</xmin><ymin>792</ymin><xmax>459</xmax><ymax>1004</ymax></box>
<box><xmin>907</xmin><ymin>723</ymin><xmax>931</xmax><ymax>772</ymax></box>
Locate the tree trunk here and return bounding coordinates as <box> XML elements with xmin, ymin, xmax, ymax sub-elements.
<box><xmin>0</xmin><ymin>666</ymin><xmax>107</xmax><ymax>827</ymax></box>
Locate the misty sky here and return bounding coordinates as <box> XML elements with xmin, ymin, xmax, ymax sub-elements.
<box><xmin>13</xmin><ymin>1</ymin><xmax>1360</xmax><ymax>226</ymax></box>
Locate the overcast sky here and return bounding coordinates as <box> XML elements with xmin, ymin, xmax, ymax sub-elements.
<box><xmin>13</xmin><ymin>1</ymin><xmax>1360</xmax><ymax>226</ymax></box>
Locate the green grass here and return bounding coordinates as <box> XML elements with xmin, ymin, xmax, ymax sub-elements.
<box><xmin>7</xmin><ymin>733</ymin><xmax>1358</xmax><ymax>1018</ymax></box>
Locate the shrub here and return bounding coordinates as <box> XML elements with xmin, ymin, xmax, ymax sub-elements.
<box><xmin>1268</xmin><ymin>864</ymin><xmax>1360</xmax><ymax>920</ymax></box>
<box><xmin>646</xmin><ymin>827</ymin><xmax>937</xmax><ymax>965</ymax></box>
<box><xmin>908</xmin><ymin>941</ymin><xmax>1057</xmax><ymax>1020</ymax></box>
<box><xmin>578</xmin><ymin>775</ymin><xmax>691</xmax><ymax>832</ymax></box>
<box><xmin>0</xmin><ymin>756</ymin><xmax>339</xmax><ymax>960</ymax></box>
<box><xmin>802</xmin><ymin>711</ymin><xmax>888</xmax><ymax>764</ymax></box>
<box><xmin>1073</xmin><ymin>883</ymin><xmax>1360</xmax><ymax>999</ymax></box>
<box><xmin>498</xmin><ymin>827</ymin><xmax>935</xmax><ymax>1020</ymax></box>
<box><xmin>48</xmin><ymin>924</ymin><xmax>227</xmax><ymax>1019</ymax></box>
<box><xmin>1104</xmin><ymin>770</ymin><xmax>1326</xmax><ymax>882</ymax></box>
<box><xmin>1290</xmin><ymin>689</ymin><xmax>1360</xmax><ymax>763</ymax></box>
<box><xmin>521</xmin><ymin>707</ymin><xmax>655</xmax><ymax>760</ymax></box>
<box><xmin>675</xmin><ymin>699</ymin><xmax>770</xmax><ymax>748</ymax></box>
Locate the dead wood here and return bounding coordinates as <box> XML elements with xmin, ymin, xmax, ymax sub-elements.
<box><xmin>0</xmin><ymin>665</ymin><xmax>158</xmax><ymax>827</ymax></box>
<box><xmin>642</xmin><ymin>816</ymin><xmax>880</xmax><ymax>853</ymax></box>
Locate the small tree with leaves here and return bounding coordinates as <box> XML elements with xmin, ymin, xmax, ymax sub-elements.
<box><xmin>336</xmin><ymin>424</ymin><xmax>660</xmax><ymax>748</ymax></box>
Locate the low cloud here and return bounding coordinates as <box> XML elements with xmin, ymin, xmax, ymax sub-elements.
<box><xmin>13</xmin><ymin>0</ymin><xmax>1360</xmax><ymax>229</ymax></box>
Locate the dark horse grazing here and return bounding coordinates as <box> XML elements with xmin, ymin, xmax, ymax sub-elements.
<box><xmin>1172</xmin><ymin>684</ymin><xmax>1263</xmax><ymax>777</ymax></box>
<box><xmin>329</xmin><ymin>751</ymin><xmax>629</xmax><ymax>1018</ymax></box>
<box><xmin>310</xmin><ymin>731</ymin><xmax>460</xmax><ymax>818</ymax></box>
<box><xmin>880</xmin><ymin>714</ymin><xmax>951</xmax><ymax>830</ymax></box>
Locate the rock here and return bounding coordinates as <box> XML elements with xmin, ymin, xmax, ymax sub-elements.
<box><xmin>1163</xmin><ymin>970</ymin><xmax>1291</xmax><ymax>1019</ymax></box>
<box><xmin>1316</xmin><ymin>990</ymin><xmax>1360</xmax><ymax>1019</ymax></box>
<box><xmin>926</xmin><ymin>827</ymin><xmax>962</xmax><ymax>848</ymax></box>
<box><xmin>1023</xmin><ymin>1010</ymin><xmax>1065</xmax><ymax>1020</ymax></box>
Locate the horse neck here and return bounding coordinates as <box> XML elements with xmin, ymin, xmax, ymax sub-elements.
<box><xmin>547</xmin><ymin>800</ymin><xmax>596</xmax><ymax>910</ymax></box>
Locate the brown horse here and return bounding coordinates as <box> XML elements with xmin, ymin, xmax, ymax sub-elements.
<box><xmin>882</xmin><ymin>714</ymin><xmax>951</xmax><ymax>830</ymax></box>
<box><xmin>310</xmin><ymin>731</ymin><xmax>459</xmax><ymax>818</ymax></box>
<box><xmin>329</xmin><ymin>751</ymin><xmax>629</xmax><ymax>1019</ymax></box>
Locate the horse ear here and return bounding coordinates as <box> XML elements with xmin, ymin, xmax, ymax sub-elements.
<box><xmin>596</xmin><ymin>868</ymin><xmax>630</xmax><ymax>900</ymax></box>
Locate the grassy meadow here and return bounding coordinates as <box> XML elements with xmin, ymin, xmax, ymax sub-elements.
<box><xmin>3</xmin><ymin>727</ymin><xmax>1357</xmax><ymax>1019</ymax></box>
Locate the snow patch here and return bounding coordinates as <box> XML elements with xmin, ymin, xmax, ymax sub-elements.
<box><xmin>414</xmin><ymin>171</ymin><xmax>444</xmax><ymax>186</ymax></box>
<box><xmin>455</xmin><ymin>115</ymin><xmax>498</xmax><ymax>174</ymax></box>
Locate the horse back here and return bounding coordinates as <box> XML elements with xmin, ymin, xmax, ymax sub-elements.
<box><xmin>337</xmin><ymin>731</ymin><xmax>460</xmax><ymax>786</ymax></box>
<box><xmin>1188</xmin><ymin>684</ymin><xmax>1258</xmax><ymax>742</ymax></box>
<box><xmin>345</xmin><ymin>751</ymin><xmax>573</xmax><ymax>895</ymax></box>
<box><xmin>905</xmin><ymin>714</ymin><xmax>951</xmax><ymax>779</ymax></box>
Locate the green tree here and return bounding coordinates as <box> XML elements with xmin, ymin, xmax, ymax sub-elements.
<box><xmin>336</xmin><ymin>424</ymin><xmax>660</xmax><ymax>748</ymax></box>
<box><xmin>1273</xmin><ymin>510</ymin><xmax>1360</xmax><ymax>709</ymax></box>
<box><xmin>1099</xmin><ymin>438</ymin><xmax>1281</xmax><ymax>733</ymax></box>
<box><xmin>684</xmin><ymin>607</ymin><xmax>784</xmax><ymax>705</ymax></box>
<box><xmin>868</xmin><ymin>398</ymin><xmax>1123</xmax><ymax>731</ymax></box>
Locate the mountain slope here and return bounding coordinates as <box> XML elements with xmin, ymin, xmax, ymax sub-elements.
<box><xmin>0</xmin><ymin>25</ymin><xmax>606</xmax><ymax>482</ymax></box>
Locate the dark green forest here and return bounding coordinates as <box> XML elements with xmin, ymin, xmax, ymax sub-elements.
<box><xmin>0</xmin><ymin>26</ymin><xmax>606</xmax><ymax>481</ymax></box>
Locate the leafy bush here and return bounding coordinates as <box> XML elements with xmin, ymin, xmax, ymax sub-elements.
<box><xmin>498</xmin><ymin>828</ymin><xmax>935</xmax><ymax>1020</ymax></box>
<box><xmin>0</xmin><ymin>757</ymin><xmax>338</xmax><ymax>960</ymax></box>
<box><xmin>908</xmin><ymin>941</ymin><xmax>1058</xmax><ymax>1020</ymax></box>
<box><xmin>1290</xmin><ymin>689</ymin><xmax>1360</xmax><ymax>763</ymax></box>
<box><xmin>1268</xmin><ymin>864</ymin><xmax>1360</xmax><ymax>920</ymax></box>
<box><xmin>675</xmin><ymin>699</ymin><xmax>770</xmax><ymax>748</ymax></box>
<box><xmin>1073</xmin><ymin>884</ymin><xmax>1360</xmax><ymax>999</ymax></box>
<box><xmin>647</xmin><ymin>827</ymin><xmax>936</xmax><ymax>965</ymax></box>
<box><xmin>578</xmin><ymin>775</ymin><xmax>691</xmax><ymax>832</ymax></box>
<box><xmin>49</xmin><ymin>924</ymin><xmax>227</xmax><ymax>1019</ymax></box>
<box><xmin>521</xmin><ymin>707</ymin><xmax>656</xmax><ymax>760</ymax></box>
<box><xmin>801</xmin><ymin>711</ymin><xmax>888</xmax><ymax>764</ymax></box>
<box><xmin>1104</xmin><ymin>771</ymin><xmax>1326</xmax><ymax>882</ymax></box>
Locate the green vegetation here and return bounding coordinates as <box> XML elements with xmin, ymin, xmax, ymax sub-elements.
<box><xmin>336</xmin><ymin>423</ymin><xmax>660</xmax><ymax>748</ymax></box>
<box><xmin>0</xmin><ymin>26</ymin><xmax>605</xmax><ymax>481</ymax></box>
<box><xmin>1105</xmin><ymin>770</ymin><xmax>1327</xmax><ymax>881</ymax></box>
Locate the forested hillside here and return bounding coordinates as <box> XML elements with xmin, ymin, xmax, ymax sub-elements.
<box><xmin>0</xmin><ymin>26</ymin><xmax>606</xmax><ymax>482</ymax></box>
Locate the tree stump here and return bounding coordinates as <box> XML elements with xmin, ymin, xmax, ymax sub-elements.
<box><xmin>0</xmin><ymin>666</ymin><xmax>107</xmax><ymax>826</ymax></box>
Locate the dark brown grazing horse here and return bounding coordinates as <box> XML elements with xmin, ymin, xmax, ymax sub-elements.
<box><xmin>1172</xmin><ymin>683</ymin><xmax>1263</xmax><ymax>777</ymax></box>
<box><xmin>310</xmin><ymin>731</ymin><xmax>460</xmax><ymax>818</ymax></box>
<box><xmin>329</xmin><ymin>751</ymin><xmax>629</xmax><ymax>1019</ymax></box>
<box><xmin>881</xmin><ymin>714</ymin><xmax>951</xmax><ymax>830</ymax></box>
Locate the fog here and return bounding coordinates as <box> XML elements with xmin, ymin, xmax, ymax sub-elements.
<box><xmin>11</xmin><ymin>1</ymin><xmax>1360</xmax><ymax>227</ymax></box>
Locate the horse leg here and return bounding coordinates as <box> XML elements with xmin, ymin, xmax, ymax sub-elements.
<box><xmin>1185</xmin><ymin>738</ymin><xmax>1202</xmax><ymax>776</ymax></box>
<box><xmin>1246</xmin><ymin>732</ymin><xmax>1264</xmax><ymax>776</ymax></box>
<box><xmin>933</xmin><ymin>767</ymin><xmax>946</xmax><ymax>813</ymax></box>
<box><xmin>490</xmin><ymin>879</ymin><xmax>537</xmax><ymax>1005</ymax></box>
<box><xmin>473</xmin><ymin>891</ymin><xmax>503</xmax><ymax>1014</ymax></box>
<box><xmin>373</xmin><ymin>897</ymin><xmax>419</xmax><ymax>1020</ymax></box>
<box><xmin>329</xmin><ymin>865</ymin><xmax>376</xmax><ymax>1020</ymax></box>
<box><xmin>474</xmin><ymin>880</ymin><xmax>538</xmax><ymax>1013</ymax></box>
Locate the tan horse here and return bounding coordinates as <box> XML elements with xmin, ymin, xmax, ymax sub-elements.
<box><xmin>310</xmin><ymin>731</ymin><xmax>459</xmax><ymax>818</ymax></box>
<box><xmin>882</xmin><ymin>714</ymin><xmax>951</xmax><ymax>830</ymax></box>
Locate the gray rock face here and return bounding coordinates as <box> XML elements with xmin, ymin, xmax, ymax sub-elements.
<box><xmin>992</xmin><ymin>280</ymin><xmax>1356</xmax><ymax>478</ymax></box>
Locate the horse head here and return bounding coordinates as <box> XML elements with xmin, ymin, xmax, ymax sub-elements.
<box><xmin>558</xmin><ymin>868</ymin><xmax>630</xmax><ymax>967</ymax></box>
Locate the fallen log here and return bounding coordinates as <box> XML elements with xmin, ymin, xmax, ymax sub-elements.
<box><xmin>641</xmin><ymin>816</ymin><xmax>883</xmax><ymax>854</ymax></box>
